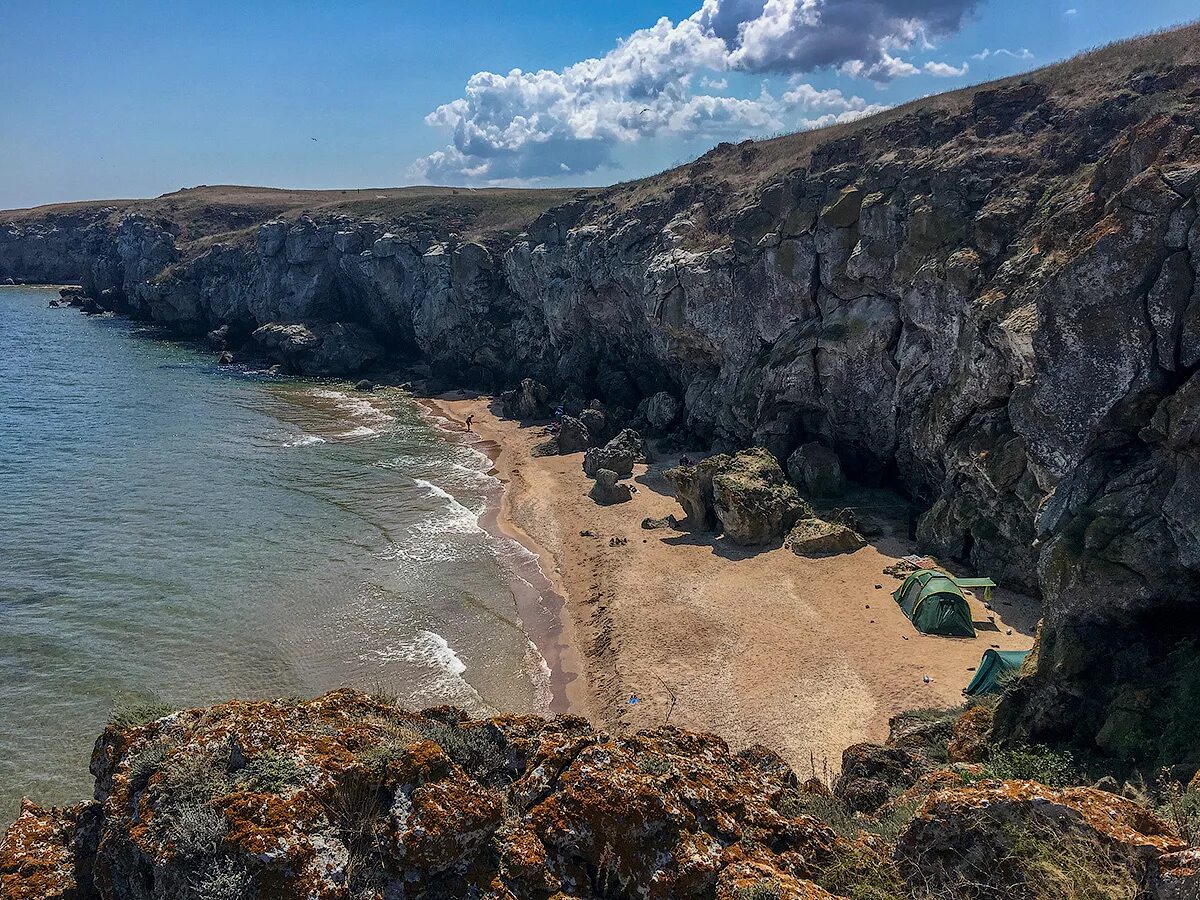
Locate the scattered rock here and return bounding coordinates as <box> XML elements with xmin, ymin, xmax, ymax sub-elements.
<box><xmin>712</xmin><ymin>448</ymin><xmax>810</xmax><ymax>545</ymax></box>
<box><xmin>835</xmin><ymin>743</ymin><xmax>931</xmax><ymax>814</ymax></box>
<box><xmin>217</xmin><ymin>351</ymin><xmax>235</xmax><ymax>366</ymax></box>
<box><xmin>946</xmin><ymin>705</ymin><xmax>994</xmax><ymax>764</ymax></box>
<box><xmin>583</xmin><ymin>428</ymin><xmax>644</xmax><ymax>479</ymax></box>
<box><xmin>206</xmin><ymin>323</ymin><xmax>230</xmax><ymax>350</ymax></box>
<box><xmin>609</xmin><ymin>536</ymin><xmax>629</xmax><ymax>546</ymax></box>
<box><xmin>785</xmin><ymin>517</ymin><xmax>866</xmax><ymax>556</ymax></box>
<box><xmin>786</xmin><ymin>442</ymin><xmax>845</xmax><ymax>498</ymax></box>
<box><xmin>641</xmin><ymin>515</ymin><xmax>677</xmax><ymax>530</ymax></box>
<box><xmin>556</xmin><ymin>415</ymin><xmax>591</xmax><ymax>454</ymax></box>
<box><xmin>354</xmin><ymin>378</ymin><xmax>374</xmax><ymax>391</ymax></box>
<box><xmin>590</xmin><ymin>469</ymin><xmax>633</xmax><ymax>505</ymax></box>
<box><xmin>579</xmin><ymin>407</ymin><xmax>607</xmax><ymax>444</ymax></box>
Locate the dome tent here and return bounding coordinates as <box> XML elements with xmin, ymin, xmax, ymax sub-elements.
<box><xmin>892</xmin><ymin>569</ymin><xmax>976</xmax><ymax>637</ymax></box>
<box><xmin>965</xmin><ymin>648</ymin><xmax>1030</xmax><ymax>696</ymax></box>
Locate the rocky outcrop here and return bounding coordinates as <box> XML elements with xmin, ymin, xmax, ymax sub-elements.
<box><xmin>665</xmin><ymin>454</ymin><xmax>730</xmax><ymax>530</ymax></box>
<box><xmin>4</xmin><ymin>26</ymin><xmax>1200</xmax><ymax>766</ymax></box>
<box><xmin>556</xmin><ymin>415</ymin><xmax>591</xmax><ymax>454</ymax></box>
<box><xmin>582</xmin><ymin>428</ymin><xmax>644</xmax><ymax>479</ymax></box>
<box><xmin>0</xmin><ymin>690</ymin><xmax>898</xmax><ymax>900</ymax></box>
<box><xmin>589</xmin><ymin>468</ymin><xmax>633</xmax><ymax>505</ymax></box>
<box><xmin>786</xmin><ymin>443</ymin><xmax>845</xmax><ymax>498</ymax></box>
<box><xmin>712</xmin><ymin>448</ymin><xmax>810</xmax><ymax>545</ymax></box>
<box><xmin>250</xmin><ymin>321</ymin><xmax>382</xmax><ymax>375</ymax></box>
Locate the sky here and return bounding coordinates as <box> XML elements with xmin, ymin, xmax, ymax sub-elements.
<box><xmin>1</xmin><ymin>0</ymin><xmax>1197</xmax><ymax>210</ymax></box>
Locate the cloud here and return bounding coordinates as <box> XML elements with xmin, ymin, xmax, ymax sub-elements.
<box><xmin>971</xmin><ymin>47</ymin><xmax>1033</xmax><ymax>61</ymax></box>
<box><xmin>1064</xmin><ymin>7</ymin><xmax>1077</xmax><ymax>13</ymax></box>
<box><xmin>416</xmin><ymin>0</ymin><xmax>982</xmax><ymax>182</ymax></box>
<box><xmin>922</xmin><ymin>60</ymin><xmax>968</xmax><ymax>76</ymax></box>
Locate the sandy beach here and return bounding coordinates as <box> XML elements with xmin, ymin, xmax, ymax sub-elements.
<box><xmin>423</xmin><ymin>391</ymin><xmax>1040</xmax><ymax>772</ymax></box>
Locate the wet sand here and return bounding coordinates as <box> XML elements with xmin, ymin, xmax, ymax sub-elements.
<box><xmin>422</xmin><ymin>391</ymin><xmax>1040</xmax><ymax>771</ymax></box>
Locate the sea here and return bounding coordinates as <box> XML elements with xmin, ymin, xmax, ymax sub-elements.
<box><xmin>0</xmin><ymin>285</ymin><xmax>557</xmax><ymax>820</ymax></box>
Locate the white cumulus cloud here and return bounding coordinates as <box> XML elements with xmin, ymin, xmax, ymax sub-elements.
<box><xmin>415</xmin><ymin>0</ymin><xmax>982</xmax><ymax>182</ymax></box>
<box><xmin>972</xmin><ymin>47</ymin><xmax>1033</xmax><ymax>60</ymax></box>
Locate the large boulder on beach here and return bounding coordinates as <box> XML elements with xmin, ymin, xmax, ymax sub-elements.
<box><xmin>665</xmin><ymin>455</ymin><xmax>730</xmax><ymax>530</ymax></box>
<box><xmin>712</xmin><ymin>448</ymin><xmax>810</xmax><ymax>545</ymax></box>
<box><xmin>582</xmin><ymin>428</ymin><xmax>644</xmax><ymax>479</ymax></box>
<box><xmin>500</xmin><ymin>378</ymin><xmax>551</xmax><ymax>420</ymax></box>
<box><xmin>250</xmin><ymin>321</ymin><xmax>381</xmax><ymax>376</ymax></box>
<box><xmin>786</xmin><ymin>442</ymin><xmax>845</xmax><ymax>498</ymax></box>
<box><xmin>785</xmin><ymin>517</ymin><xmax>866</xmax><ymax>556</ymax></box>
<box><xmin>579</xmin><ymin>407</ymin><xmax>607</xmax><ymax>444</ymax></box>
<box><xmin>589</xmin><ymin>468</ymin><xmax>633</xmax><ymax>505</ymax></box>
<box><xmin>556</xmin><ymin>416</ymin><xmax>591</xmax><ymax>454</ymax></box>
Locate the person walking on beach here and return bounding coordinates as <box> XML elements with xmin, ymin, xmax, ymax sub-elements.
<box><xmin>465</xmin><ymin>414</ymin><xmax>474</xmax><ymax>433</ymax></box>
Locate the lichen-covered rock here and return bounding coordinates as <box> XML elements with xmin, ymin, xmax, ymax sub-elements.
<box><xmin>835</xmin><ymin>744</ymin><xmax>932</xmax><ymax>814</ymax></box>
<box><xmin>582</xmin><ymin>428</ymin><xmax>644</xmax><ymax>479</ymax></box>
<box><xmin>947</xmin><ymin>704</ymin><xmax>995</xmax><ymax>764</ymax></box>
<box><xmin>786</xmin><ymin>443</ymin><xmax>845</xmax><ymax>498</ymax></box>
<box><xmin>3</xmin><ymin>690</ymin><xmax>893</xmax><ymax>900</ymax></box>
<box><xmin>250</xmin><ymin>321</ymin><xmax>381</xmax><ymax>376</ymax></box>
<box><xmin>894</xmin><ymin>780</ymin><xmax>1188</xmax><ymax>895</ymax></box>
<box><xmin>0</xmin><ymin>800</ymin><xmax>98</xmax><ymax>900</ymax></box>
<box><xmin>590</xmin><ymin>468</ymin><xmax>633</xmax><ymax>505</ymax></box>
<box><xmin>1155</xmin><ymin>848</ymin><xmax>1200</xmax><ymax>900</ymax></box>
<box><xmin>785</xmin><ymin>518</ymin><xmax>865</xmax><ymax>557</ymax></box>
<box><xmin>665</xmin><ymin>454</ymin><xmax>730</xmax><ymax>530</ymax></box>
<box><xmin>712</xmin><ymin>448</ymin><xmax>811</xmax><ymax>545</ymax></box>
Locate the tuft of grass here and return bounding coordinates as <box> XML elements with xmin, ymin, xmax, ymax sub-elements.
<box><xmin>412</xmin><ymin>719</ymin><xmax>506</xmax><ymax>781</ymax></box>
<box><xmin>110</xmin><ymin>695</ymin><xmax>176</xmax><ymax>729</ymax></box>
<box><xmin>186</xmin><ymin>857</ymin><xmax>252</xmax><ymax>900</ymax></box>
<box><xmin>816</xmin><ymin>844</ymin><xmax>906</xmax><ymax>900</ymax></box>
<box><xmin>1157</xmin><ymin>769</ymin><xmax>1200</xmax><ymax>847</ymax></box>
<box><xmin>152</xmin><ymin>800</ymin><xmax>227</xmax><ymax>858</ymax></box>
<box><xmin>1002</xmin><ymin>823</ymin><xmax>1139</xmax><ymax>900</ymax></box>
<box><xmin>637</xmin><ymin>753</ymin><xmax>673</xmax><ymax>777</ymax></box>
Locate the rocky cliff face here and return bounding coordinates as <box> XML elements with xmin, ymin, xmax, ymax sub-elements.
<box><xmin>3</xmin><ymin>27</ymin><xmax>1199</xmax><ymax>769</ymax></box>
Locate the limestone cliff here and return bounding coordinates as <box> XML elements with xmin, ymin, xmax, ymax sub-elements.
<box><xmin>3</xmin><ymin>26</ymin><xmax>1200</xmax><ymax>769</ymax></box>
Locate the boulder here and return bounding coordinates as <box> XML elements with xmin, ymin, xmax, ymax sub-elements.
<box><xmin>556</xmin><ymin>416</ymin><xmax>591</xmax><ymax>454</ymax></box>
<box><xmin>250</xmin><ymin>321</ymin><xmax>382</xmax><ymax>376</ymax></box>
<box><xmin>785</xmin><ymin>517</ymin><xmax>866</xmax><ymax>556</ymax></box>
<box><xmin>835</xmin><ymin>743</ymin><xmax>931</xmax><ymax>814</ymax></box>
<box><xmin>206</xmin><ymin>324</ymin><xmax>230</xmax><ymax>350</ymax></box>
<box><xmin>583</xmin><ymin>428</ymin><xmax>644</xmax><ymax>479</ymax></box>
<box><xmin>1155</xmin><ymin>848</ymin><xmax>1200</xmax><ymax>900</ymax></box>
<box><xmin>354</xmin><ymin>379</ymin><xmax>375</xmax><ymax>392</ymax></box>
<box><xmin>645</xmin><ymin>391</ymin><xmax>681</xmax><ymax>430</ymax></box>
<box><xmin>0</xmin><ymin>799</ymin><xmax>98</xmax><ymax>900</ymax></box>
<box><xmin>590</xmin><ymin>468</ymin><xmax>633</xmax><ymax>505</ymax></box>
<box><xmin>579</xmin><ymin>407</ymin><xmax>607</xmax><ymax>444</ymax></box>
<box><xmin>665</xmin><ymin>454</ymin><xmax>730</xmax><ymax>530</ymax></box>
<box><xmin>500</xmin><ymin>377</ymin><xmax>552</xmax><ymax>420</ymax></box>
<box><xmin>895</xmin><ymin>780</ymin><xmax>1188</xmax><ymax>896</ymax></box>
<box><xmin>947</xmin><ymin>704</ymin><xmax>995</xmax><ymax>764</ymax></box>
<box><xmin>786</xmin><ymin>442</ymin><xmax>845</xmax><ymax>498</ymax></box>
<box><xmin>217</xmin><ymin>351</ymin><xmax>235</xmax><ymax>366</ymax></box>
<box><xmin>712</xmin><ymin>448</ymin><xmax>810</xmax><ymax>545</ymax></box>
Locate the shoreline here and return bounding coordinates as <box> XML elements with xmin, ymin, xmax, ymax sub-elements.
<box><xmin>416</xmin><ymin>390</ymin><xmax>1041</xmax><ymax>771</ymax></box>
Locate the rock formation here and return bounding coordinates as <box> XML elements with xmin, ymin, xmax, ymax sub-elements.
<box><xmin>3</xmin><ymin>26</ymin><xmax>1200</xmax><ymax>766</ymax></box>
<box><xmin>712</xmin><ymin>448</ymin><xmax>810</xmax><ymax>546</ymax></box>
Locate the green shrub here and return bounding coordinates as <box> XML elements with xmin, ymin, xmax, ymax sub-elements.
<box><xmin>637</xmin><ymin>753</ymin><xmax>672</xmax><ymax>776</ymax></box>
<box><xmin>235</xmin><ymin>750</ymin><xmax>302</xmax><ymax>794</ymax></box>
<box><xmin>815</xmin><ymin>844</ymin><xmax>906</xmax><ymax>900</ymax></box>
<box><xmin>1003</xmin><ymin>823</ymin><xmax>1139</xmax><ymax>900</ymax></box>
<box><xmin>152</xmin><ymin>800</ymin><xmax>227</xmax><ymax>857</ymax></box>
<box><xmin>970</xmin><ymin>744</ymin><xmax>1078</xmax><ymax>787</ymax></box>
<box><xmin>412</xmin><ymin>720</ymin><xmax>506</xmax><ymax>780</ymax></box>
<box><xmin>1157</xmin><ymin>770</ymin><xmax>1200</xmax><ymax>847</ymax></box>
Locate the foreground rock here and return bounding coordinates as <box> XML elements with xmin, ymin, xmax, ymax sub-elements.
<box><xmin>0</xmin><ymin>690</ymin><xmax>891</xmax><ymax>900</ymax></box>
<box><xmin>895</xmin><ymin>780</ymin><xmax>1189</xmax><ymax>896</ymax></box>
<box><xmin>712</xmin><ymin>448</ymin><xmax>810</xmax><ymax>546</ymax></box>
<box><xmin>589</xmin><ymin>468</ymin><xmax>633</xmax><ymax>505</ymax></box>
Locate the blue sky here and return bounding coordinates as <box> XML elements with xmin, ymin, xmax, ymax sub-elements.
<box><xmin>1</xmin><ymin>0</ymin><xmax>1197</xmax><ymax>209</ymax></box>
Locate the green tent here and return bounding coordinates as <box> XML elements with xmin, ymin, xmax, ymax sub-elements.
<box><xmin>892</xmin><ymin>570</ymin><xmax>976</xmax><ymax>637</ymax></box>
<box><xmin>964</xmin><ymin>649</ymin><xmax>1030</xmax><ymax>696</ymax></box>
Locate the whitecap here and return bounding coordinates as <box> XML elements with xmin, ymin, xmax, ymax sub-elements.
<box><xmin>412</xmin><ymin>478</ymin><xmax>484</xmax><ymax>533</ymax></box>
<box><xmin>338</xmin><ymin>425</ymin><xmax>379</xmax><ymax>439</ymax></box>
<box><xmin>283</xmin><ymin>434</ymin><xmax>327</xmax><ymax>448</ymax></box>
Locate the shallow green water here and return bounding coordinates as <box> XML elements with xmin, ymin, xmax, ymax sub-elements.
<box><xmin>0</xmin><ymin>286</ymin><xmax>548</xmax><ymax>819</ymax></box>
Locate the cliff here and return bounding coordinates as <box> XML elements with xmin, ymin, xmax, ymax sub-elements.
<box><xmin>2</xmin><ymin>690</ymin><xmax>1197</xmax><ymax>899</ymax></box>
<box><xmin>3</xmin><ymin>25</ymin><xmax>1200</xmax><ymax>770</ymax></box>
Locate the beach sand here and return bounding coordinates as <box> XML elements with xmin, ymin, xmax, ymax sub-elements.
<box><xmin>423</xmin><ymin>391</ymin><xmax>1040</xmax><ymax>772</ymax></box>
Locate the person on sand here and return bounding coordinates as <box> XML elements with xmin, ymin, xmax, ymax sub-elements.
<box><xmin>465</xmin><ymin>414</ymin><xmax>474</xmax><ymax>433</ymax></box>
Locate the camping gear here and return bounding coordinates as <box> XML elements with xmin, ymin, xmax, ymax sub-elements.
<box><xmin>964</xmin><ymin>648</ymin><xmax>1030</xmax><ymax>696</ymax></box>
<box><xmin>892</xmin><ymin>569</ymin><xmax>977</xmax><ymax>637</ymax></box>
<box><xmin>952</xmin><ymin>576</ymin><xmax>997</xmax><ymax>603</ymax></box>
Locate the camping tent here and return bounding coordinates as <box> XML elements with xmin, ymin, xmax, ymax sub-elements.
<box><xmin>892</xmin><ymin>570</ymin><xmax>976</xmax><ymax>637</ymax></box>
<box><xmin>964</xmin><ymin>648</ymin><xmax>1030</xmax><ymax>696</ymax></box>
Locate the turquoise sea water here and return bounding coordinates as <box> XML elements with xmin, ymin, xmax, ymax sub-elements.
<box><xmin>0</xmin><ymin>286</ymin><xmax>550</xmax><ymax>819</ymax></box>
